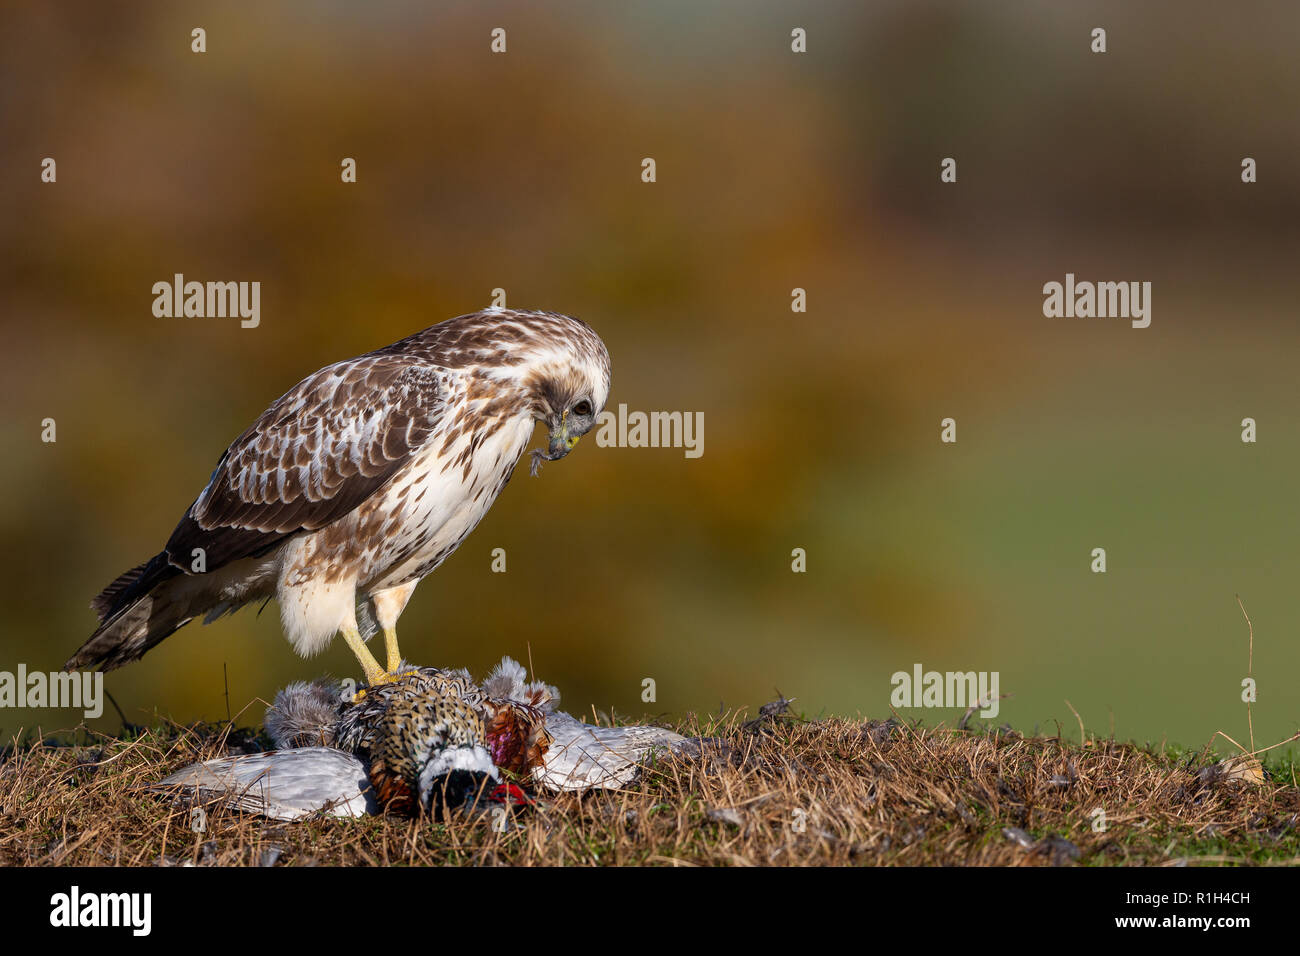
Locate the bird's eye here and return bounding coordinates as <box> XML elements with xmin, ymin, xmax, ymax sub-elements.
<box><xmin>573</xmin><ymin>400</ymin><xmax>593</xmax><ymax>417</ymax></box>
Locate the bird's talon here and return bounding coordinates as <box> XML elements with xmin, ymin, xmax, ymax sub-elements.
<box><xmin>353</xmin><ymin>669</ymin><xmax>406</xmax><ymax>702</ymax></box>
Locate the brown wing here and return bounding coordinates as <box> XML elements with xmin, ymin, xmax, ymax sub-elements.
<box><xmin>163</xmin><ymin>353</ymin><xmax>448</xmax><ymax>571</ymax></box>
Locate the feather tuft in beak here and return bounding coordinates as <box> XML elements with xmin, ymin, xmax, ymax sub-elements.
<box><xmin>529</xmin><ymin>424</ymin><xmax>580</xmax><ymax>476</ymax></box>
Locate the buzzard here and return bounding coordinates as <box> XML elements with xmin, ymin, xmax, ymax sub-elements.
<box><xmin>66</xmin><ymin>309</ymin><xmax>611</xmax><ymax>686</ymax></box>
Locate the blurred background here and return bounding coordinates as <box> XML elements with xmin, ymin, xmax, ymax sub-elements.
<box><xmin>2</xmin><ymin>1</ymin><xmax>1298</xmax><ymax>753</ymax></box>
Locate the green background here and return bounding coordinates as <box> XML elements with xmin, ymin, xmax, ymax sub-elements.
<box><xmin>1</xmin><ymin>2</ymin><xmax>1296</xmax><ymax>755</ymax></box>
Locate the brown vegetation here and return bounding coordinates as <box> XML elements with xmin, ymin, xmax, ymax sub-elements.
<box><xmin>3</xmin><ymin>705</ymin><xmax>1297</xmax><ymax>866</ymax></box>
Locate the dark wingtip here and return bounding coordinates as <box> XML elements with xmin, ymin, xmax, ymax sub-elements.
<box><xmin>90</xmin><ymin>552</ymin><xmax>184</xmax><ymax>623</ymax></box>
<box><xmin>91</xmin><ymin>557</ymin><xmax>158</xmax><ymax>622</ymax></box>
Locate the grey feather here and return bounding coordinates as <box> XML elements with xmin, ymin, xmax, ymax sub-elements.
<box><xmin>151</xmin><ymin>654</ymin><xmax>695</xmax><ymax>821</ymax></box>
<box><xmin>481</xmin><ymin>655</ymin><xmax>558</xmax><ymax>711</ymax></box>
<box><xmin>534</xmin><ymin>712</ymin><xmax>689</xmax><ymax>792</ymax></box>
<box><xmin>154</xmin><ymin>747</ymin><xmax>377</xmax><ymax>821</ymax></box>
<box><xmin>264</xmin><ymin>680</ymin><xmax>345</xmax><ymax>749</ymax></box>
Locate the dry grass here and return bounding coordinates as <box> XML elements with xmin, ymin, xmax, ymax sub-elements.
<box><xmin>3</xmin><ymin>707</ymin><xmax>1299</xmax><ymax>866</ymax></box>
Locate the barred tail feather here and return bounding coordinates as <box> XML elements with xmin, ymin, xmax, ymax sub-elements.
<box><xmin>68</xmin><ymin>557</ymin><xmax>190</xmax><ymax>672</ymax></box>
<box><xmin>90</xmin><ymin>553</ymin><xmax>175</xmax><ymax>622</ymax></box>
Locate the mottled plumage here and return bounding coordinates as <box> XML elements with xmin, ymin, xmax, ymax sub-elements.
<box><xmin>67</xmin><ymin>310</ymin><xmax>611</xmax><ymax>684</ymax></box>
<box><xmin>156</xmin><ymin>672</ymin><xmax>496</xmax><ymax>820</ymax></box>
<box><xmin>265</xmin><ymin>656</ymin><xmax>690</xmax><ymax>794</ymax></box>
<box><xmin>268</xmin><ymin>658</ymin><xmax>555</xmax><ymax>778</ymax></box>
<box><xmin>332</xmin><ymin>668</ymin><xmax>485</xmax><ymax>755</ymax></box>
<box><xmin>367</xmin><ymin>691</ymin><xmax>492</xmax><ymax>814</ymax></box>
<box><xmin>156</xmin><ymin>657</ymin><xmax>696</xmax><ymax>820</ymax></box>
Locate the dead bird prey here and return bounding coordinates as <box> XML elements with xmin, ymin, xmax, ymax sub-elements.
<box><xmin>157</xmin><ymin>671</ymin><xmax>499</xmax><ymax>820</ymax></box>
<box><xmin>269</xmin><ymin>656</ymin><xmax>696</xmax><ymax>794</ymax></box>
<box><xmin>156</xmin><ymin>657</ymin><xmax>695</xmax><ymax>820</ymax></box>
<box><xmin>267</xmin><ymin>657</ymin><xmax>556</xmax><ymax>778</ymax></box>
<box><xmin>67</xmin><ymin>309</ymin><xmax>611</xmax><ymax>687</ymax></box>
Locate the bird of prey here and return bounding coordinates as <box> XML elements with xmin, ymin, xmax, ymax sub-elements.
<box><xmin>66</xmin><ymin>310</ymin><xmax>611</xmax><ymax>686</ymax></box>
<box><xmin>157</xmin><ymin>669</ymin><xmax>501</xmax><ymax>819</ymax></box>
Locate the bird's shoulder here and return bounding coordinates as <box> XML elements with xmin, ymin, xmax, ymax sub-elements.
<box><xmin>181</xmin><ymin>352</ymin><xmax>453</xmax><ymax>535</ymax></box>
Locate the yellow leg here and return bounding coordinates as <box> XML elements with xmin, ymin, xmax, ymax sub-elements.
<box><xmin>383</xmin><ymin>626</ymin><xmax>404</xmax><ymax>674</ymax></box>
<box><xmin>369</xmin><ymin>583</ymin><xmax>419</xmax><ymax>673</ymax></box>
<box><xmin>340</xmin><ymin>626</ymin><xmax>386</xmax><ymax>687</ymax></box>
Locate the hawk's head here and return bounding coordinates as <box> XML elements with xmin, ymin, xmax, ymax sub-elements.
<box><xmin>509</xmin><ymin>312</ymin><xmax>611</xmax><ymax>472</ymax></box>
<box><xmin>416</xmin><ymin>309</ymin><xmax>611</xmax><ymax>474</ymax></box>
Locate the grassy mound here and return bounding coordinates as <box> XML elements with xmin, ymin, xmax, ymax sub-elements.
<box><xmin>3</xmin><ymin>706</ymin><xmax>1297</xmax><ymax>866</ymax></box>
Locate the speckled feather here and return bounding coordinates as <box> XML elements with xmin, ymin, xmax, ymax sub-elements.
<box><xmin>367</xmin><ymin>692</ymin><xmax>488</xmax><ymax>813</ymax></box>
<box><xmin>69</xmin><ymin>309</ymin><xmax>611</xmax><ymax>671</ymax></box>
<box><xmin>270</xmin><ymin>659</ymin><xmax>556</xmax><ymax>777</ymax></box>
<box><xmin>157</xmin><ymin>658</ymin><xmax>696</xmax><ymax>820</ymax></box>
<box><xmin>334</xmin><ymin>668</ymin><xmax>484</xmax><ymax>754</ymax></box>
<box><xmin>157</xmin><ymin>670</ymin><xmax>493</xmax><ymax>820</ymax></box>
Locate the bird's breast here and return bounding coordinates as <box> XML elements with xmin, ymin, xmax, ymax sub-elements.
<box><xmin>360</xmin><ymin>413</ymin><xmax>535</xmax><ymax>588</ymax></box>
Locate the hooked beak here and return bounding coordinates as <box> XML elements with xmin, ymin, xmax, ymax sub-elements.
<box><xmin>529</xmin><ymin>413</ymin><xmax>581</xmax><ymax>476</ymax></box>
